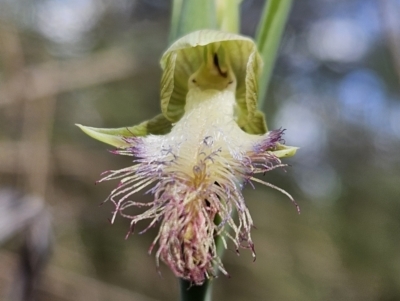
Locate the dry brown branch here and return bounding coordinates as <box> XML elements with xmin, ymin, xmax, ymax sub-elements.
<box><xmin>0</xmin><ymin>47</ymin><xmax>137</xmax><ymax>106</ymax></box>
<box><xmin>0</xmin><ymin>142</ymin><xmax>111</xmax><ymax>180</ymax></box>
<box><xmin>0</xmin><ymin>23</ymin><xmax>25</xmax><ymax>76</ymax></box>
<box><xmin>19</xmin><ymin>95</ymin><xmax>56</xmax><ymax>196</ymax></box>
<box><xmin>53</xmin><ymin>144</ymin><xmax>112</xmax><ymax>180</ymax></box>
<box><xmin>0</xmin><ymin>23</ymin><xmax>56</xmax><ymax>198</ymax></box>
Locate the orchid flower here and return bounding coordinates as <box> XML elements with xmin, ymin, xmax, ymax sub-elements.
<box><xmin>77</xmin><ymin>30</ymin><xmax>298</xmax><ymax>285</ymax></box>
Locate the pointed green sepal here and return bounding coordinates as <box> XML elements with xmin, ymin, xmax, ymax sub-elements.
<box><xmin>76</xmin><ymin>114</ymin><xmax>172</xmax><ymax>148</ymax></box>
<box><xmin>76</xmin><ymin>124</ymin><xmax>129</xmax><ymax>148</ymax></box>
<box><xmin>271</xmin><ymin>144</ymin><xmax>298</xmax><ymax>158</ymax></box>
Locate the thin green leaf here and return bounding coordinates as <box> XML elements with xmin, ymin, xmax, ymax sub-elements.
<box><xmin>256</xmin><ymin>0</ymin><xmax>293</xmax><ymax>109</ymax></box>
<box><xmin>215</xmin><ymin>0</ymin><xmax>242</xmax><ymax>33</ymax></box>
<box><xmin>170</xmin><ymin>0</ymin><xmax>217</xmax><ymax>42</ymax></box>
<box><xmin>169</xmin><ymin>0</ymin><xmax>184</xmax><ymax>43</ymax></box>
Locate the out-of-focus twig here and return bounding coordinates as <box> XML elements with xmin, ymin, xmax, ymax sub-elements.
<box><xmin>0</xmin><ymin>22</ymin><xmax>28</xmax><ymax>189</ymax></box>
<box><xmin>0</xmin><ymin>142</ymin><xmax>111</xmax><ymax>180</ymax></box>
<box><xmin>0</xmin><ymin>190</ymin><xmax>44</xmax><ymax>243</ymax></box>
<box><xmin>0</xmin><ymin>48</ymin><xmax>137</xmax><ymax>106</ymax></box>
<box><xmin>0</xmin><ymin>190</ymin><xmax>52</xmax><ymax>301</ymax></box>
<box><xmin>0</xmin><ymin>22</ymin><xmax>54</xmax><ymax>300</ymax></box>
<box><xmin>19</xmin><ymin>94</ymin><xmax>56</xmax><ymax>197</ymax></box>
<box><xmin>0</xmin><ymin>22</ymin><xmax>55</xmax><ymax>197</ymax></box>
<box><xmin>8</xmin><ymin>205</ymin><xmax>52</xmax><ymax>301</ymax></box>
<box><xmin>0</xmin><ymin>23</ymin><xmax>25</xmax><ymax>76</ymax></box>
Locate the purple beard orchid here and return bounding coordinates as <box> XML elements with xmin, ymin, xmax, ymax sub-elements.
<box><xmin>77</xmin><ymin>30</ymin><xmax>298</xmax><ymax>285</ymax></box>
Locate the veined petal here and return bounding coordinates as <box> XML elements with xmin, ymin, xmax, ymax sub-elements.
<box><xmin>160</xmin><ymin>29</ymin><xmax>268</xmax><ymax>134</ymax></box>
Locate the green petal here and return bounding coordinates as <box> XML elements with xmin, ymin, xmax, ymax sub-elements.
<box><xmin>271</xmin><ymin>144</ymin><xmax>298</xmax><ymax>158</ymax></box>
<box><xmin>160</xmin><ymin>30</ymin><xmax>266</xmax><ymax>133</ymax></box>
<box><xmin>237</xmin><ymin>109</ymin><xmax>267</xmax><ymax>134</ymax></box>
<box><xmin>76</xmin><ymin>114</ymin><xmax>172</xmax><ymax>148</ymax></box>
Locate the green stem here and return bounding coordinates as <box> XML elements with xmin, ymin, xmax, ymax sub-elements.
<box><xmin>179</xmin><ymin>279</ymin><xmax>212</xmax><ymax>301</ymax></box>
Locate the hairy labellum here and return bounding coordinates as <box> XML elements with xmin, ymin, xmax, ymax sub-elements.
<box><xmin>99</xmin><ymin>88</ymin><xmax>298</xmax><ymax>285</ymax></box>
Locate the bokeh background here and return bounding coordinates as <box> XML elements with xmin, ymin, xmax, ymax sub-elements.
<box><xmin>1</xmin><ymin>0</ymin><xmax>400</xmax><ymax>300</ymax></box>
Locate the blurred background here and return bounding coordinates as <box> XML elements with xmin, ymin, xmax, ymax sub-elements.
<box><xmin>0</xmin><ymin>0</ymin><xmax>399</xmax><ymax>300</ymax></box>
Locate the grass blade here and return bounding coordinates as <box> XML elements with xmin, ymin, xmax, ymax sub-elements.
<box><xmin>169</xmin><ymin>0</ymin><xmax>217</xmax><ymax>42</ymax></box>
<box><xmin>256</xmin><ymin>0</ymin><xmax>293</xmax><ymax>109</ymax></box>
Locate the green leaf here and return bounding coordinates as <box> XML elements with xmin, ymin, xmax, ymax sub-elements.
<box><xmin>256</xmin><ymin>0</ymin><xmax>293</xmax><ymax>109</ymax></box>
<box><xmin>169</xmin><ymin>0</ymin><xmax>184</xmax><ymax>43</ymax></box>
<box><xmin>215</xmin><ymin>0</ymin><xmax>241</xmax><ymax>33</ymax></box>
<box><xmin>170</xmin><ymin>0</ymin><xmax>217</xmax><ymax>43</ymax></box>
<box><xmin>76</xmin><ymin>114</ymin><xmax>172</xmax><ymax>148</ymax></box>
